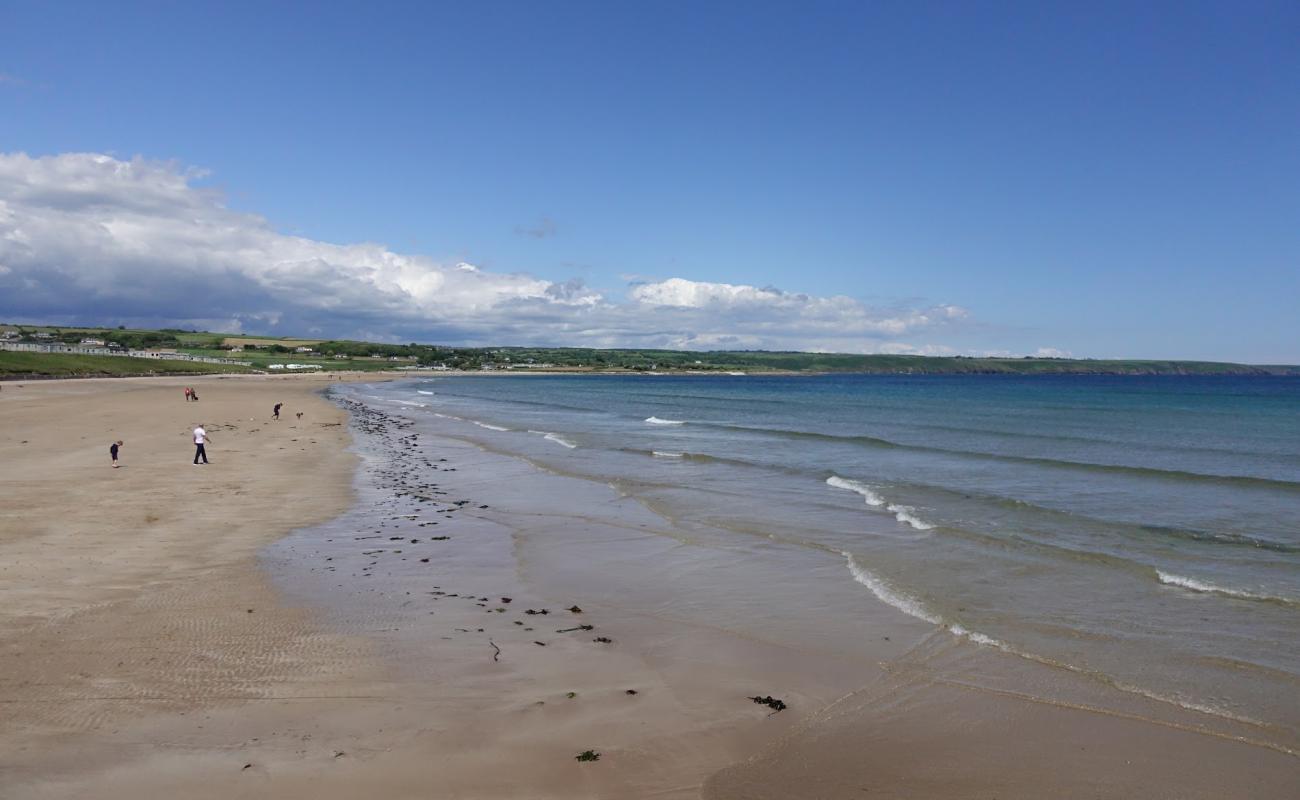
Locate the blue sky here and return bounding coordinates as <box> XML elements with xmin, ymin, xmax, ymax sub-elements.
<box><xmin>2</xmin><ymin>1</ymin><xmax>1297</xmax><ymax>361</ymax></box>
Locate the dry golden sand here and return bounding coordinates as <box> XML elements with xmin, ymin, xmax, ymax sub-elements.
<box><xmin>0</xmin><ymin>375</ymin><xmax>792</xmax><ymax>799</ymax></box>
<box><xmin>2</xmin><ymin>375</ymin><xmax>1296</xmax><ymax>799</ymax></box>
<box><xmin>0</xmin><ymin>377</ymin><xmax>366</xmax><ymax>770</ymax></box>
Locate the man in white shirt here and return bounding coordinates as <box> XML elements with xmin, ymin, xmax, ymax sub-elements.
<box><xmin>193</xmin><ymin>424</ymin><xmax>212</xmax><ymax>465</ymax></box>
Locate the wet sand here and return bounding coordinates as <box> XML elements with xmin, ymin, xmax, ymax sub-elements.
<box><xmin>1</xmin><ymin>377</ymin><xmax>1296</xmax><ymax>798</ymax></box>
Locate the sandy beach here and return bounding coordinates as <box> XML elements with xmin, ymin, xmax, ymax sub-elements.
<box><xmin>2</xmin><ymin>376</ymin><xmax>1296</xmax><ymax>799</ymax></box>
<box><xmin>0</xmin><ymin>375</ymin><xmax>374</xmax><ymax>793</ymax></box>
<box><xmin>0</xmin><ymin>375</ymin><xmax>810</xmax><ymax>798</ymax></box>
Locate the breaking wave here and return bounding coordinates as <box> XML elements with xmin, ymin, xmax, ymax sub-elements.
<box><xmin>1156</xmin><ymin>571</ymin><xmax>1296</xmax><ymax>605</ymax></box>
<box><xmin>841</xmin><ymin>553</ymin><xmax>1270</xmax><ymax>728</ymax></box>
<box><xmin>826</xmin><ymin>475</ymin><xmax>936</xmax><ymax>531</ymax></box>
<box><xmin>528</xmin><ymin>430</ymin><xmax>577</xmax><ymax>449</ymax></box>
<box><xmin>842</xmin><ymin>550</ymin><xmax>942</xmax><ymax>625</ymax></box>
<box><xmin>841</xmin><ymin>553</ymin><xmax>1011</xmax><ymax>649</ymax></box>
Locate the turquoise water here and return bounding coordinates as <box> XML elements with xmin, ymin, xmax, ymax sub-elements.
<box><xmin>359</xmin><ymin>374</ymin><xmax>1300</xmax><ymax>743</ymax></box>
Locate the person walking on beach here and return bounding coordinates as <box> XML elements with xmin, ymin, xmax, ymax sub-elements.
<box><xmin>110</xmin><ymin>440</ymin><xmax>123</xmax><ymax>468</ymax></box>
<box><xmin>190</xmin><ymin>387</ymin><xmax>199</xmax><ymax>402</ymax></box>
<box><xmin>273</xmin><ymin>402</ymin><xmax>282</xmax><ymax>420</ymax></box>
<box><xmin>192</xmin><ymin>424</ymin><xmax>211</xmax><ymax>465</ymax></box>
<box><xmin>184</xmin><ymin>387</ymin><xmax>192</xmax><ymax>402</ymax></box>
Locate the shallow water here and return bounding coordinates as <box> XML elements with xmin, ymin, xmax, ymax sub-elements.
<box><xmin>339</xmin><ymin>374</ymin><xmax>1300</xmax><ymax>750</ymax></box>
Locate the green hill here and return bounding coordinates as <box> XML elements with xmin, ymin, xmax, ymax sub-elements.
<box><xmin>2</xmin><ymin>323</ymin><xmax>1297</xmax><ymax>376</ymax></box>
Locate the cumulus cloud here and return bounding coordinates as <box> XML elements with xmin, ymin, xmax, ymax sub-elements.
<box><xmin>0</xmin><ymin>152</ymin><xmax>969</xmax><ymax>351</ymax></box>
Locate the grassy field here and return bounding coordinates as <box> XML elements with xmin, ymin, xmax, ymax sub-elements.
<box><xmin>0</xmin><ymin>352</ymin><xmax>255</xmax><ymax>378</ymax></box>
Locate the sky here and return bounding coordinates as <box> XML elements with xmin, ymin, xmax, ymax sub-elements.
<box><xmin>1</xmin><ymin>1</ymin><xmax>1297</xmax><ymax>361</ymax></box>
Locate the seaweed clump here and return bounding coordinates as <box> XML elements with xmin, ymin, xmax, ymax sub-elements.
<box><xmin>749</xmin><ymin>695</ymin><xmax>787</xmax><ymax>713</ymax></box>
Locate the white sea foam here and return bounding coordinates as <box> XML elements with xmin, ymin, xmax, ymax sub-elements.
<box><xmin>645</xmin><ymin>416</ymin><xmax>685</xmax><ymax>425</ymax></box>
<box><xmin>826</xmin><ymin>476</ymin><xmax>936</xmax><ymax>530</ymax></box>
<box><xmin>843</xmin><ymin>553</ymin><xmax>1016</xmax><ymax>654</ymax></box>
<box><xmin>826</xmin><ymin>475</ymin><xmax>886</xmax><ymax>506</ymax></box>
<box><xmin>529</xmin><ymin>430</ymin><xmax>577</xmax><ymax>448</ymax></box>
<box><xmin>1156</xmin><ymin>571</ymin><xmax>1289</xmax><ymax>603</ymax></box>
<box><xmin>433</xmin><ymin>412</ymin><xmax>463</xmax><ymax>421</ymax></box>
<box><xmin>417</xmin><ymin>390</ymin><xmax>435</xmax><ymax>395</ymax></box>
<box><xmin>472</xmin><ymin>421</ymin><xmax>509</xmax><ymax>431</ymax></box>
<box><xmin>948</xmin><ymin>624</ymin><xmax>1011</xmax><ymax>649</ymax></box>
<box><xmin>652</xmin><ymin>450</ymin><xmax>685</xmax><ymax>458</ymax></box>
<box><xmin>843</xmin><ymin>557</ymin><xmax>1268</xmax><ymax>728</ymax></box>
<box><xmin>385</xmin><ymin>399</ymin><xmax>427</xmax><ymax>407</ymax></box>
<box><xmin>841</xmin><ymin>551</ymin><xmax>943</xmax><ymax>625</ymax></box>
<box><xmin>889</xmin><ymin>505</ymin><xmax>935</xmax><ymax>531</ymax></box>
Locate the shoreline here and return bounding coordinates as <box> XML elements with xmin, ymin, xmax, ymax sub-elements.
<box><xmin>3</xmin><ymin>376</ymin><xmax>1296</xmax><ymax>798</ymax></box>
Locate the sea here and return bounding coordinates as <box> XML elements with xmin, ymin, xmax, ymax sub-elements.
<box><xmin>338</xmin><ymin>373</ymin><xmax>1300</xmax><ymax>748</ymax></box>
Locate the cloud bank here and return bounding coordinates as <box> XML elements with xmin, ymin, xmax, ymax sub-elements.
<box><xmin>0</xmin><ymin>152</ymin><xmax>969</xmax><ymax>351</ymax></box>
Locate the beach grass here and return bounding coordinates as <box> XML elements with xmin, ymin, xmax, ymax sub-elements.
<box><xmin>0</xmin><ymin>351</ymin><xmax>255</xmax><ymax>378</ymax></box>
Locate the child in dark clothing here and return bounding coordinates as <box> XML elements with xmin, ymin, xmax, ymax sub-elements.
<box><xmin>110</xmin><ymin>440</ymin><xmax>123</xmax><ymax>468</ymax></box>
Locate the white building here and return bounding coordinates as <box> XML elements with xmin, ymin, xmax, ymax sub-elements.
<box><xmin>0</xmin><ymin>342</ymin><xmax>249</xmax><ymax>365</ymax></box>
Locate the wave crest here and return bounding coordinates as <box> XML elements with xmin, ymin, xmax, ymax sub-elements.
<box><xmin>842</xmin><ymin>551</ymin><xmax>942</xmax><ymax>625</ymax></box>
<box><xmin>826</xmin><ymin>476</ymin><xmax>935</xmax><ymax>530</ymax></box>
<box><xmin>528</xmin><ymin>430</ymin><xmax>577</xmax><ymax>449</ymax></box>
<box><xmin>1156</xmin><ymin>571</ymin><xmax>1296</xmax><ymax>605</ymax></box>
<box><xmin>826</xmin><ymin>475</ymin><xmax>885</xmax><ymax>506</ymax></box>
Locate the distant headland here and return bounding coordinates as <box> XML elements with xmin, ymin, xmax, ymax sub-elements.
<box><xmin>2</xmin><ymin>322</ymin><xmax>1296</xmax><ymax>378</ymax></box>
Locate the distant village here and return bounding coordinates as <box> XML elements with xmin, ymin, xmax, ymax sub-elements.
<box><xmin>0</xmin><ymin>326</ymin><xmax>560</xmax><ymax>372</ymax></box>
<box><xmin>0</xmin><ymin>329</ymin><xmax>252</xmax><ymax>366</ymax></box>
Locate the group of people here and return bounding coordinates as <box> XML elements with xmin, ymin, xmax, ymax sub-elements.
<box><xmin>108</xmin><ymin>424</ymin><xmax>212</xmax><ymax>467</ymax></box>
<box><xmin>110</xmin><ymin>424</ymin><xmax>211</xmax><ymax>467</ymax></box>
<box><xmin>111</xmin><ymin>394</ymin><xmax>301</xmax><ymax>469</ymax></box>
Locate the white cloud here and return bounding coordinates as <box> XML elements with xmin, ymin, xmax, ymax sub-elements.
<box><xmin>1033</xmin><ymin>347</ymin><xmax>1071</xmax><ymax>358</ymax></box>
<box><xmin>0</xmin><ymin>152</ymin><xmax>970</xmax><ymax>351</ymax></box>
